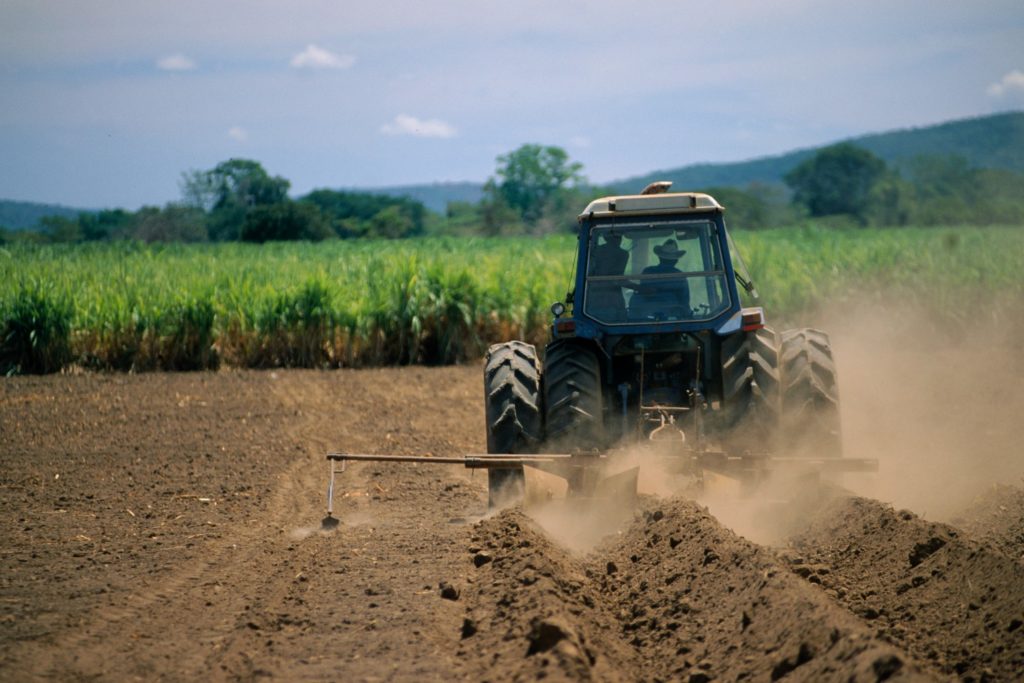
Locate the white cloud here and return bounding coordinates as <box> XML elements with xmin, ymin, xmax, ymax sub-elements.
<box><xmin>380</xmin><ymin>114</ymin><xmax>457</xmax><ymax>139</ymax></box>
<box><xmin>227</xmin><ymin>126</ymin><xmax>248</xmax><ymax>142</ymax></box>
<box><xmin>289</xmin><ymin>44</ymin><xmax>355</xmax><ymax>70</ymax></box>
<box><xmin>986</xmin><ymin>69</ymin><xmax>1024</xmax><ymax>97</ymax></box>
<box><xmin>156</xmin><ymin>53</ymin><xmax>196</xmax><ymax>71</ymax></box>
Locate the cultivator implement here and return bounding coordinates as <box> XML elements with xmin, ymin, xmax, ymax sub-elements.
<box><xmin>321</xmin><ymin>447</ymin><xmax>878</xmax><ymax>529</ymax></box>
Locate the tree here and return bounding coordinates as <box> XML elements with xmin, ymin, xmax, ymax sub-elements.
<box><xmin>864</xmin><ymin>175</ymin><xmax>914</xmax><ymax>227</ymax></box>
<box><xmin>240</xmin><ymin>201</ymin><xmax>332</xmax><ymax>242</ymax></box>
<box><xmin>368</xmin><ymin>205</ymin><xmax>415</xmax><ymax>239</ymax></box>
<box><xmin>300</xmin><ymin>189</ymin><xmax>426</xmax><ymax>239</ymax></box>
<box><xmin>699</xmin><ymin>186</ymin><xmax>772</xmax><ymax>230</ymax></box>
<box><xmin>133</xmin><ymin>205</ymin><xmax>209</xmax><ymax>242</ymax></box>
<box><xmin>78</xmin><ymin>209</ymin><xmax>136</xmax><ymax>241</ymax></box>
<box><xmin>38</xmin><ymin>215</ymin><xmax>83</xmax><ymax>242</ymax></box>
<box><xmin>181</xmin><ymin>159</ymin><xmax>290</xmax><ymax>240</ymax></box>
<box><xmin>784</xmin><ymin>143</ymin><xmax>886</xmax><ymax>222</ymax></box>
<box><xmin>479</xmin><ymin>179</ymin><xmax>521</xmax><ymax>235</ymax></box>
<box><xmin>487</xmin><ymin>144</ymin><xmax>585</xmax><ymax>226</ymax></box>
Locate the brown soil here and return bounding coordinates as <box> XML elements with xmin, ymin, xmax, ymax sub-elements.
<box><xmin>949</xmin><ymin>485</ymin><xmax>1024</xmax><ymax>564</ymax></box>
<box><xmin>2</xmin><ymin>366</ymin><xmax>1022</xmax><ymax>681</ymax></box>
<box><xmin>784</xmin><ymin>496</ymin><xmax>1024</xmax><ymax>682</ymax></box>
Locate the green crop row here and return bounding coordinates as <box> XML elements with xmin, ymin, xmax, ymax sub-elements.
<box><xmin>1</xmin><ymin>226</ymin><xmax>1022</xmax><ymax>375</ymax></box>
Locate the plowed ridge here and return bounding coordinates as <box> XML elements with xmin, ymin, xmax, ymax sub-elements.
<box><xmin>785</xmin><ymin>495</ymin><xmax>1024</xmax><ymax>681</ymax></box>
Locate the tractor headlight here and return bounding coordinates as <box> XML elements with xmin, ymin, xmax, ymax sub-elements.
<box><xmin>551</xmin><ymin>302</ymin><xmax>566</xmax><ymax>318</ymax></box>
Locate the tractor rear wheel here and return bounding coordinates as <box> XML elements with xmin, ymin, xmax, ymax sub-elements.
<box><xmin>778</xmin><ymin>328</ymin><xmax>842</xmax><ymax>458</ymax></box>
<box><xmin>543</xmin><ymin>339</ymin><xmax>604</xmax><ymax>451</ymax></box>
<box><xmin>483</xmin><ymin>341</ymin><xmax>542</xmax><ymax>507</ymax></box>
<box><xmin>718</xmin><ymin>327</ymin><xmax>780</xmax><ymax>451</ymax></box>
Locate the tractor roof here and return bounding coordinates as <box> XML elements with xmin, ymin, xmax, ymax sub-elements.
<box><xmin>578</xmin><ymin>192</ymin><xmax>723</xmax><ymax>221</ymax></box>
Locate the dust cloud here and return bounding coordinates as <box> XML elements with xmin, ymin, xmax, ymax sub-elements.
<box><xmin>527</xmin><ymin>499</ymin><xmax>634</xmax><ymax>553</ymax></box>
<box><xmin>703</xmin><ymin>300</ymin><xmax>1024</xmax><ymax>542</ymax></box>
<box><xmin>698</xmin><ymin>472</ymin><xmax>837</xmax><ymax>546</ymax></box>
<box><xmin>527</xmin><ymin>300</ymin><xmax>1024</xmax><ymax>548</ymax></box>
<box><xmin>824</xmin><ymin>301</ymin><xmax>1024</xmax><ymax>522</ymax></box>
<box><xmin>526</xmin><ymin>446</ymin><xmax>700</xmax><ymax>552</ymax></box>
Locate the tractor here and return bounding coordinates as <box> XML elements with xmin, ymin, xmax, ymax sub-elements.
<box><xmin>482</xmin><ymin>182</ymin><xmax>849</xmax><ymax>506</ymax></box>
<box><xmin>324</xmin><ymin>182</ymin><xmax>872</xmax><ymax>525</ymax></box>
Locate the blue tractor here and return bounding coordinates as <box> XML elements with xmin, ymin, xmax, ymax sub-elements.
<box><xmin>483</xmin><ymin>183</ymin><xmax>852</xmax><ymax>505</ymax></box>
<box><xmin>323</xmin><ymin>183</ymin><xmax>875</xmax><ymax>524</ymax></box>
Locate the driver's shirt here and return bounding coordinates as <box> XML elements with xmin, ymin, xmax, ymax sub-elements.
<box><xmin>633</xmin><ymin>262</ymin><xmax>691</xmax><ymax>319</ymax></box>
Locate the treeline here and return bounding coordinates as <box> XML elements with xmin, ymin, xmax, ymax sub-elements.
<box><xmin>778</xmin><ymin>143</ymin><xmax>1024</xmax><ymax>228</ymax></box>
<box><xmin>676</xmin><ymin>144</ymin><xmax>1024</xmax><ymax>230</ymax></box>
<box><xmin>3</xmin><ymin>143</ymin><xmax>1023</xmax><ymax>246</ymax></box>
<box><xmin>1</xmin><ymin>159</ymin><xmax>428</xmax><ymax>244</ymax></box>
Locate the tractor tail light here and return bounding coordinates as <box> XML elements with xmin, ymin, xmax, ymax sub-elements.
<box><xmin>555</xmin><ymin>319</ymin><xmax>577</xmax><ymax>336</ymax></box>
<box><xmin>741</xmin><ymin>308</ymin><xmax>765</xmax><ymax>331</ymax></box>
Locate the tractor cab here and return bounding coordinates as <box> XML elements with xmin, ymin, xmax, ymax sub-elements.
<box><xmin>584</xmin><ymin>218</ymin><xmax>732</xmax><ymax>325</ymax></box>
<box><xmin>553</xmin><ymin>186</ymin><xmax>760</xmax><ymax>342</ymax></box>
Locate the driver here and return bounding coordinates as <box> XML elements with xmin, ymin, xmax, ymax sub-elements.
<box><xmin>631</xmin><ymin>238</ymin><xmax>691</xmax><ymax>319</ymax></box>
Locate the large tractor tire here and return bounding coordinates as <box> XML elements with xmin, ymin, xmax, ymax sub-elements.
<box><xmin>718</xmin><ymin>327</ymin><xmax>780</xmax><ymax>451</ymax></box>
<box><xmin>543</xmin><ymin>339</ymin><xmax>605</xmax><ymax>451</ymax></box>
<box><xmin>778</xmin><ymin>328</ymin><xmax>842</xmax><ymax>458</ymax></box>
<box><xmin>483</xmin><ymin>341</ymin><xmax>542</xmax><ymax>507</ymax></box>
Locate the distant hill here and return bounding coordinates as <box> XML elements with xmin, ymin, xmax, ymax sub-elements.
<box><xmin>611</xmin><ymin>111</ymin><xmax>1024</xmax><ymax>193</ymax></box>
<box><xmin>366</xmin><ymin>111</ymin><xmax>1024</xmax><ymax>208</ymax></box>
<box><xmin>0</xmin><ymin>200</ymin><xmax>91</xmax><ymax>231</ymax></box>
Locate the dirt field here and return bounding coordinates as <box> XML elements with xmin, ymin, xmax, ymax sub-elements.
<box><xmin>2</xmin><ymin>321</ymin><xmax>1024</xmax><ymax>681</ymax></box>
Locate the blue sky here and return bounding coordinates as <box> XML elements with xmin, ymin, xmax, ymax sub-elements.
<box><xmin>2</xmin><ymin>0</ymin><xmax>1023</xmax><ymax>209</ymax></box>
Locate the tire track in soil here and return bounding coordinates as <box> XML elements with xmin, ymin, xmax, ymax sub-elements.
<box><xmin>783</xmin><ymin>495</ymin><xmax>1024</xmax><ymax>682</ymax></box>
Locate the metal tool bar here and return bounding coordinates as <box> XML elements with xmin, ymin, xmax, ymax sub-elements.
<box><xmin>322</xmin><ymin>448</ymin><xmax>878</xmax><ymax>525</ymax></box>
<box><xmin>326</xmin><ymin>452</ymin><xmax>575</xmax><ymax>464</ymax></box>
<box><xmin>325</xmin><ymin>452</ymin><xmax>577</xmax><ymax>517</ymax></box>
<box><xmin>328</xmin><ymin>453</ymin><xmax>470</xmax><ymax>465</ymax></box>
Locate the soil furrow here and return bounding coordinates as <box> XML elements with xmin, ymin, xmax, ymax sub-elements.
<box><xmin>458</xmin><ymin>509</ymin><xmax>638</xmax><ymax>682</ymax></box>
<box><xmin>948</xmin><ymin>485</ymin><xmax>1024</xmax><ymax>565</ymax></box>
<box><xmin>596</xmin><ymin>498</ymin><xmax>939</xmax><ymax>682</ymax></box>
<box><xmin>784</xmin><ymin>495</ymin><xmax>1024</xmax><ymax>681</ymax></box>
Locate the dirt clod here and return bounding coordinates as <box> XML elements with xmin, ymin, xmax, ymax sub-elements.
<box><xmin>908</xmin><ymin>537</ymin><xmax>947</xmax><ymax>567</ymax></box>
<box><xmin>872</xmin><ymin>654</ymin><xmax>905</xmax><ymax>681</ymax></box>
<box><xmin>526</xmin><ymin>617</ymin><xmax>576</xmax><ymax>655</ymax></box>
<box><xmin>439</xmin><ymin>581</ymin><xmax>460</xmax><ymax>601</ymax></box>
